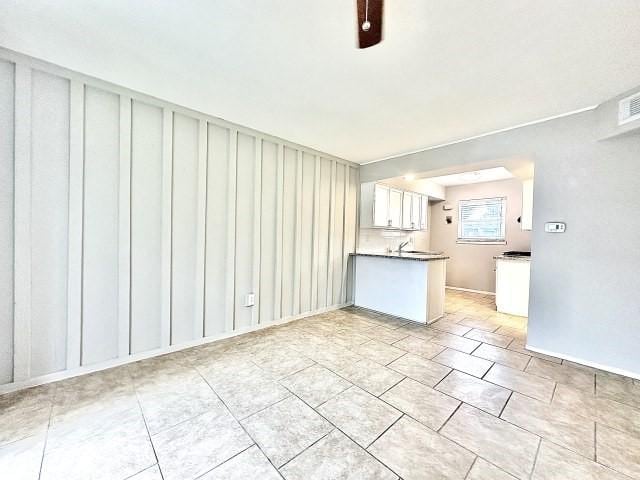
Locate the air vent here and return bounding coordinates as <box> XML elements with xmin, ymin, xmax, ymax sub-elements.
<box><xmin>619</xmin><ymin>91</ymin><xmax>640</xmax><ymax>125</ymax></box>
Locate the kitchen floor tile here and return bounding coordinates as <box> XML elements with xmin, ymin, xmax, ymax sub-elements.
<box><xmin>525</xmin><ymin>357</ymin><xmax>595</xmax><ymax>393</ymax></box>
<box><xmin>334</xmin><ymin>358</ymin><xmax>405</xmax><ymax>396</ymax></box>
<box><xmin>199</xmin><ymin>445</ymin><xmax>281</xmax><ymax>480</ymax></box>
<box><xmin>241</xmin><ymin>396</ymin><xmax>332</xmax><ymax>467</ymax></box>
<box><xmin>532</xmin><ymin>441</ymin><xmax>627</xmax><ymax>480</ymax></box>
<box><xmin>392</xmin><ymin>335</ymin><xmax>446</xmax><ymax>358</ymax></box>
<box><xmin>352</xmin><ymin>340</ymin><xmax>406</xmax><ymax>365</ymax></box>
<box><xmin>468</xmin><ymin>458</ymin><xmax>517</xmax><ymax>480</ymax></box>
<box><xmin>464</xmin><ymin>329</ymin><xmax>513</xmax><ymax>348</ymax></box>
<box><xmin>435</xmin><ymin>370</ymin><xmax>511</xmax><ymax>416</ymax></box>
<box><xmin>596</xmin><ymin>424</ymin><xmax>640</xmax><ymax>479</ymax></box>
<box><xmin>368</xmin><ymin>416</ymin><xmax>475</xmax><ymax>480</ymax></box>
<box><xmin>387</xmin><ymin>353</ymin><xmax>451</xmax><ymax>387</ymax></box>
<box><xmin>484</xmin><ymin>364</ymin><xmax>555</xmax><ymax>402</ymax></box>
<box><xmin>152</xmin><ymin>406</ymin><xmax>252</xmax><ymax>480</ymax></box>
<box><xmin>432</xmin><ymin>348</ymin><xmax>493</xmax><ymax>378</ymax></box>
<box><xmin>317</xmin><ymin>386</ymin><xmax>401</xmax><ymax>447</ymax></box>
<box><xmin>280</xmin><ymin>429</ymin><xmax>398</xmax><ymax>480</ymax></box>
<box><xmin>473</xmin><ymin>344</ymin><xmax>531</xmax><ymax>370</ymax></box>
<box><xmin>501</xmin><ymin>393</ymin><xmax>594</xmax><ymax>458</ymax></box>
<box><xmin>279</xmin><ymin>364</ymin><xmax>351</xmax><ymax>407</ymax></box>
<box><xmin>0</xmin><ymin>435</ymin><xmax>46</xmax><ymax>480</ymax></box>
<box><xmin>440</xmin><ymin>404</ymin><xmax>540</xmax><ymax>479</ymax></box>
<box><xmin>381</xmin><ymin>378</ymin><xmax>460</xmax><ymax>431</ymax></box>
<box><xmin>430</xmin><ymin>332</ymin><xmax>481</xmax><ymax>354</ymax></box>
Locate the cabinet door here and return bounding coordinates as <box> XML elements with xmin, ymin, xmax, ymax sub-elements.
<box><xmin>410</xmin><ymin>193</ymin><xmax>421</xmax><ymax>230</ymax></box>
<box><xmin>521</xmin><ymin>179</ymin><xmax>533</xmax><ymax>231</ymax></box>
<box><xmin>420</xmin><ymin>195</ymin><xmax>428</xmax><ymax>230</ymax></box>
<box><xmin>373</xmin><ymin>184</ymin><xmax>390</xmax><ymax>227</ymax></box>
<box><xmin>389</xmin><ymin>189</ymin><xmax>403</xmax><ymax>228</ymax></box>
<box><xmin>402</xmin><ymin>192</ymin><xmax>413</xmax><ymax>229</ymax></box>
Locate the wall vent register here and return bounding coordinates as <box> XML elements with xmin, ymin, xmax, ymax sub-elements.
<box><xmin>619</xmin><ymin>91</ymin><xmax>640</xmax><ymax>125</ymax></box>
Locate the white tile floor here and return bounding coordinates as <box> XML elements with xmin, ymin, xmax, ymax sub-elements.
<box><xmin>2</xmin><ymin>290</ymin><xmax>640</xmax><ymax>479</ymax></box>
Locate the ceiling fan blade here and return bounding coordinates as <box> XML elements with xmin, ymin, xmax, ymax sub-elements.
<box><xmin>356</xmin><ymin>0</ymin><xmax>384</xmax><ymax>49</ymax></box>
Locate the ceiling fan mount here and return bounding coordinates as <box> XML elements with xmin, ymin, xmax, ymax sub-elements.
<box><xmin>357</xmin><ymin>0</ymin><xmax>384</xmax><ymax>48</ymax></box>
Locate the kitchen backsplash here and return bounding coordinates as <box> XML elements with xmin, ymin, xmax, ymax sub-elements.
<box><xmin>358</xmin><ymin>228</ymin><xmax>430</xmax><ymax>253</ymax></box>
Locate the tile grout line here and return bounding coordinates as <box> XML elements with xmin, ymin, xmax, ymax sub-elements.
<box><xmin>195</xmin><ymin>368</ymin><xmax>285</xmax><ymax>476</ymax></box>
<box><xmin>36</xmin><ymin>400</ymin><xmax>54</xmax><ymax>480</ymax></box>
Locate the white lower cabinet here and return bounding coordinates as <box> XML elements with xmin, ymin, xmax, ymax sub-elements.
<box><xmin>495</xmin><ymin>259</ymin><xmax>530</xmax><ymax>317</ymax></box>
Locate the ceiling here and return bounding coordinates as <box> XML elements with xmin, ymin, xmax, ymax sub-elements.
<box><xmin>1</xmin><ymin>1</ymin><xmax>640</xmax><ymax>163</ymax></box>
<box><xmin>426</xmin><ymin>167</ymin><xmax>514</xmax><ymax>187</ymax></box>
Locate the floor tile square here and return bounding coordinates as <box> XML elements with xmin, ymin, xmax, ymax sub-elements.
<box><xmin>241</xmin><ymin>396</ymin><xmax>332</xmax><ymax>467</ymax></box>
<box><xmin>433</xmin><ymin>348</ymin><xmax>493</xmax><ymax>378</ymax></box>
<box><xmin>597</xmin><ymin>374</ymin><xmax>640</xmax><ymax>409</ymax></box>
<box><xmin>596</xmin><ymin>424</ymin><xmax>640</xmax><ymax>479</ymax></box>
<box><xmin>392</xmin><ymin>336</ymin><xmax>446</xmax><ymax>358</ymax></box>
<box><xmin>484</xmin><ymin>364</ymin><xmax>555</xmax><ymax>402</ymax></box>
<box><xmin>129</xmin><ymin>465</ymin><xmax>163</xmax><ymax>480</ymax></box>
<box><xmin>136</xmin><ymin>376</ymin><xmax>220</xmax><ymax>434</ymax></box>
<box><xmin>152</xmin><ymin>407</ymin><xmax>252</xmax><ymax>480</ymax></box>
<box><xmin>279</xmin><ymin>364</ymin><xmax>351</xmax><ymax>407</ymax></box>
<box><xmin>387</xmin><ymin>354</ymin><xmax>450</xmax><ymax>387</ymax></box>
<box><xmin>468</xmin><ymin>458</ymin><xmax>517</xmax><ymax>480</ymax></box>
<box><xmin>533</xmin><ymin>441</ymin><xmax>627</xmax><ymax>480</ymax></box>
<box><xmin>352</xmin><ymin>340</ymin><xmax>406</xmax><ymax>365</ymax></box>
<box><xmin>435</xmin><ymin>370</ymin><xmax>510</xmax><ymax>416</ymax></box>
<box><xmin>381</xmin><ymin>378</ymin><xmax>460</xmax><ymax>430</ymax></box>
<box><xmin>368</xmin><ymin>416</ymin><xmax>475</xmax><ymax>480</ymax></box>
<box><xmin>317</xmin><ymin>386</ymin><xmax>401</xmax><ymax>447</ymax></box>
<box><xmin>204</xmin><ymin>363</ymin><xmax>291</xmax><ymax>419</ymax></box>
<box><xmin>0</xmin><ymin>435</ymin><xmax>45</xmax><ymax>480</ymax></box>
<box><xmin>281</xmin><ymin>429</ymin><xmax>398</xmax><ymax>480</ymax></box>
<box><xmin>464</xmin><ymin>329</ymin><xmax>513</xmax><ymax>348</ymax></box>
<box><xmin>41</xmin><ymin>425</ymin><xmax>156</xmax><ymax>480</ymax></box>
<box><xmin>440</xmin><ymin>404</ymin><xmax>539</xmax><ymax>479</ymax></box>
<box><xmin>430</xmin><ymin>332</ymin><xmax>481</xmax><ymax>354</ymax></box>
<box><xmin>335</xmin><ymin>359</ymin><xmax>404</xmax><ymax>396</ymax></box>
<box><xmin>525</xmin><ymin>358</ymin><xmax>594</xmax><ymax>392</ymax></box>
<box><xmin>501</xmin><ymin>393</ymin><xmax>594</xmax><ymax>458</ymax></box>
<box><xmin>200</xmin><ymin>445</ymin><xmax>281</xmax><ymax>480</ymax></box>
<box><xmin>473</xmin><ymin>344</ymin><xmax>530</xmax><ymax>370</ymax></box>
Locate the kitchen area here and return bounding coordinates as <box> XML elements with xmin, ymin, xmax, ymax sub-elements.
<box><xmin>353</xmin><ymin>165</ymin><xmax>534</xmax><ymax>324</ymax></box>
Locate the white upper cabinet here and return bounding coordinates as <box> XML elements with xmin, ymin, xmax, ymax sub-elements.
<box><xmin>410</xmin><ymin>193</ymin><xmax>421</xmax><ymax>230</ymax></box>
<box><xmin>361</xmin><ymin>182</ymin><xmax>429</xmax><ymax>230</ymax></box>
<box><xmin>402</xmin><ymin>192</ymin><xmax>413</xmax><ymax>229</ymax></box>
<box><xmin>373</xmin><ymin>183</ymin><xmax>390</xmax><ymax>227</ymax></box>
<box><xmin>521</xmin><ymin>179</ymin><xmax>533</xmax><ymax>231</ymax></box>
<box><xmin>388</xmin><ymin>188</ymin><xmax>403</xmax><ymax>229</ymax></box>
<box><xmin>420</xmin><ymin>195</ymin><xmax>429</xmax><ymax>230</ymax></box>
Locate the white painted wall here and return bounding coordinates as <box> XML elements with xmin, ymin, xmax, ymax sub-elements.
<box><xmin>430</xmin><ymin>178</ymin><xmax>532</xmax><ymax>293</ymax></box>
<box><xmin>0</xmin><ymin>49</ymin><xmax>358</xmax><ymax>390</ymax></box>
<box><xmin>360</xmin><ymin>103</ymin><xmax>640</xmax><ymax>378</ymax></box>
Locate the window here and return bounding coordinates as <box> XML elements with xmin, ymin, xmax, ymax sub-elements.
<box><xmin>457</xmin><ymin>197</ymin><xmax>506</xmax><ymax>243</ymax></box>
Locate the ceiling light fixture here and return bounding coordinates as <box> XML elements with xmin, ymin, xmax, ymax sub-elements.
<box><xmin>403</xmin><ymin>174</ymin><xmax>416</xmax><ymax>181</ymax></box>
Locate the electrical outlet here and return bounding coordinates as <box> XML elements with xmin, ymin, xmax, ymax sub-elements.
<box><xmin>244</xmin><ymin>293</ymin><xmax>255</xmax><ymax>307</ymax></box>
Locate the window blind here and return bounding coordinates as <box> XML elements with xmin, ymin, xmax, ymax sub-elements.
<box><xmin>458</xmin><ymin>197</ymin><xmax>506</xmax><ymax>243</ymax></box>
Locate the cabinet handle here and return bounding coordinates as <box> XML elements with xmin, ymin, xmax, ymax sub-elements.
<box><xmin>387</xmin><ymin>219</ymin><xmax>392</xmax><ymax>227</ymax></box>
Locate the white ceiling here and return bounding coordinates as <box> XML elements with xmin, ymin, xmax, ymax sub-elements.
<box><xmin>427</xmin><ymin>167</ymin><xmax>514</xmax><ymax>187</ymax></box>
<box><xmin>1</xmin><ymin>1</ymin><xmax>640</xmax><ymax>163</ymax></box>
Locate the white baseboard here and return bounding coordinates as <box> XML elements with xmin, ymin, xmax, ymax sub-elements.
<box><xmin>0</xmin><ymin>302</ymin><xmax>353</xmax><ymax>395</ymax></box>
<box><xmin>446</xmin><ymin>286</ymin><xmax>496</xmax><ymax>296</ymax></box>
<box><xmin>525</xmin><ymin>344</ymin><xmax>640</xmax><ymax>381</ymax></box>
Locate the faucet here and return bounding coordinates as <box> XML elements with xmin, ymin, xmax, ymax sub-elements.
<box><xmin>398</xmin><ymin>241</ymin><xmax>410</xmax><ymax>253</ymax></box>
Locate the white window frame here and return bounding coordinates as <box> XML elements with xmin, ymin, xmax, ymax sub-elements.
<box><xmin>457</xmin><ymin>197</ymin><xmax>507</xmax><ymax>245</ymax></box>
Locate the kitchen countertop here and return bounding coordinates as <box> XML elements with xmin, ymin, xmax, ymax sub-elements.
<box><xmin>494</xmin><ymin>255</ymin><xmax>531</xmax><ymax>261</ymax></box>
<box><xmin>351</xmin><ymin>251</ymin><xmax>449</xmax><ymax>262</ymax></box>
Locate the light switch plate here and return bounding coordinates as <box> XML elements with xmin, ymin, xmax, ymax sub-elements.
<box><xmin>545</xmin><ymin>222</ymin><xmax>566</xmax><ymax>233</ymax></box>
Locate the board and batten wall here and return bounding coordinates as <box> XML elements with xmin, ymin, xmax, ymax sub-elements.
<box><xmin>0</xmin><ymin>49</ymin><xmax>358</xmax><ymax>390</ymax></box>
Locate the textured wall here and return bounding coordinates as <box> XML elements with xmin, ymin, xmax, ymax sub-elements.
<box><xmin>0</xmin><ymin>49</ymin><xmax>358</xmax><ymax>388</ymax></box>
